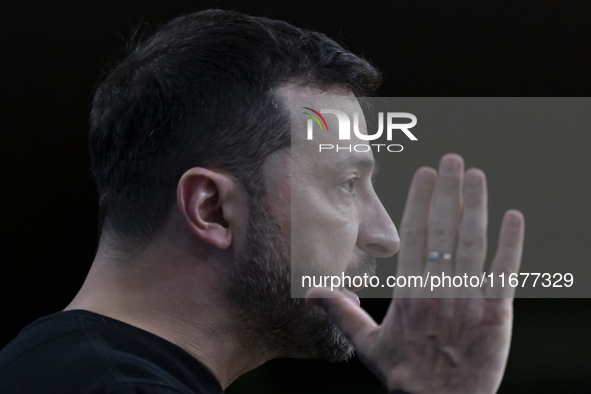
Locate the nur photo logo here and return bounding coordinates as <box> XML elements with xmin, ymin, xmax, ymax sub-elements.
<box><xmin>302</xmin><ymin>107</ymin><xmax>418</xmax><ymax>152</ymax></box>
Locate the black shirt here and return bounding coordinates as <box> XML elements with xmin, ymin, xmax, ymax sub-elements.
<box><xmin>0</xmin><ymin>310</ymin><xmax>223</xmax><ymax>393</ymax></box>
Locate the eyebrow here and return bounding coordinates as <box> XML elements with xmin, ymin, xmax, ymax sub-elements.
<box><xmin>341</xmin><ymin>156</ymin><xmax>380</xmax><ymax>178</ymax></box>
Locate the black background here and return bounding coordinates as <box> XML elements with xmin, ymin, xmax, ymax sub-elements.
<box><xmin>2</xmin><ymin>1</ymin><xmax>591</xmax><ymax>393</ymax></box>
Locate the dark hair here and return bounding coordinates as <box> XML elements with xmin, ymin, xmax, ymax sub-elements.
<box><xmin>89</xmin><ymin>9</ymin><xmax>381</xmax><ymax>245</ymax></box>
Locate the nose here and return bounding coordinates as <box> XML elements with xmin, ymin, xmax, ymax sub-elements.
<box><xmin>357</xmin><ymin>191</ymin><xmax>400</xmax><ymax>258</ymax></box>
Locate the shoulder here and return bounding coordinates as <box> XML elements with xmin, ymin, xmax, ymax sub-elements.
<box><xmin>0</xmin><ymin>311</ymin><xmax>222</xmax><ymax>394</ymax></box>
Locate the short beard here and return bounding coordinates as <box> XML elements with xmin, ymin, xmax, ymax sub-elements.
<box><xmin>226</xmin><ymin>191</ymin><xmax>355</xmax><ymax>362</ymax></box>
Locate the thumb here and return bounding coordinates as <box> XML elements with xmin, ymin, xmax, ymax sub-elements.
<box><xmin>305</xmin><ymin>287</ymin><xmax>379</xmax><ymax>350</ymax></box>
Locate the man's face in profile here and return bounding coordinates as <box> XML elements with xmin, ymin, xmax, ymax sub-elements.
<box><xmin>226</xmin><ymin>90</ymin><xmax>399</xmax><ymax>361</ymax></box>
<box><xmin>289</xmin><ymin>94</ymin><xmax>399</xmax><ymax>297</ymax></box>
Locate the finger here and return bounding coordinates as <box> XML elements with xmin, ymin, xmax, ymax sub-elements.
<box><xmin>305</xmin><ymin>287</ymin><xmax>378</xmax><ymax>351</ymax></box>
<box><xmin>397</xmin><ymin>167</ymin><xmax>436</xmax><ymax>281</ymax></box>
<box><xmin>486</xmin><ymin>210</ymin><xmax>525</xmax><ymax>298</ymax></box>
<box><xmin>455</xmin><ymin>169</ymin><xmax>488</xmax><ymax>280</ymax></box>
<box><xmin>424</xmin><ymin>155</ymin><xmax>464</xmax><ymax>299</ymax></box>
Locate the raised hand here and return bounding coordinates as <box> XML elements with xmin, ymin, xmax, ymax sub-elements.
<box><xmin>307</xmin><ymin>154</ymin><xmax>525</xmax><ymax>394</ymax></box>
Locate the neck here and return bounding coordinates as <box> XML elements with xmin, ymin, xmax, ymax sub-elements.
<box><xmin>65</xmin><ymin>236</ymin><xmax>270</xmax><ymax>388</ymax></box>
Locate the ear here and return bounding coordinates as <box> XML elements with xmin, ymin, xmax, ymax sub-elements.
<box><xmin>176</xmin><ymin>168</ymin><xmax>241</xmax><ymax>250</ymax></box>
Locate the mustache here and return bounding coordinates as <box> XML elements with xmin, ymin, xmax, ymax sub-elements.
<box><xmin>343</xmin><ymin>255</ymin><xmax>377</xmax><ymax>278</ymax></box>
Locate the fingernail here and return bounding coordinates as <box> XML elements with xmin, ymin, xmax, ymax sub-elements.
<box><xmin>442</xmin><ymin>156</ymin><xmax>461</xmax><ymax>172</ymax></box>
<box><xmin>466</xmin><ymin>173</ymin><xmax>480</xmax><ymax>188</ymax></box>
<box><xmin>507</xmin><ymin>212</ymin><xmax>522</xmax><ymax>227</ymax></box>
<box><xmin>417</xmin><ymin>170</ymin><xmax>434</xmax><ymax>187</ymax></box>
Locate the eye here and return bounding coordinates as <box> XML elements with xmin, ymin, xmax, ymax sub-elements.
<box><xmin>341</xmin><ymin>177</ymin><xmax>359</xmax><ymax>194</ymax></box>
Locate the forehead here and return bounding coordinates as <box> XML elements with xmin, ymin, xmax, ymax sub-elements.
<box><xmin>277</xmin><ymin>85</ymin><xmax>375</xmax><ymax>178</ymax></box>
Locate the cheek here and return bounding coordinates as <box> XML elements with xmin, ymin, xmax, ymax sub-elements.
<box><xmin>291</xmin><ymin>190</ymin><xmax>359</xmax><ymax>273</ymax></box>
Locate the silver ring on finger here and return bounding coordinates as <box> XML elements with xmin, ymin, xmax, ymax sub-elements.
<box><xmin>427</xmin><ymin>250</ymin><xmax>453</xmax><ymax>263</ymax></box>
